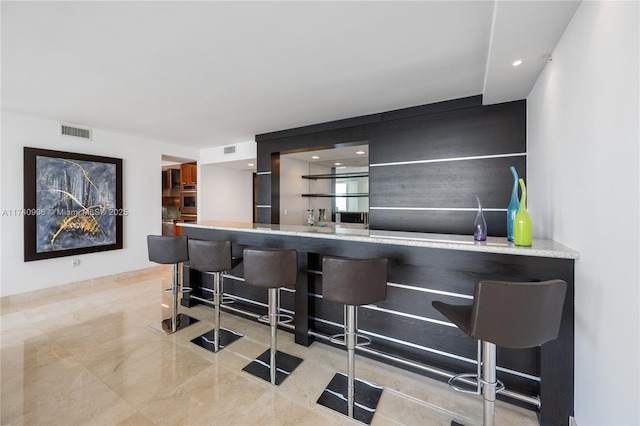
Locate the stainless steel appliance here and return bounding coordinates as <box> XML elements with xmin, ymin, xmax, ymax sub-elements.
<box><xmin>180</xmin><ymin>184</ymin><xmax>197</xmax><ymax>220</ymax></box>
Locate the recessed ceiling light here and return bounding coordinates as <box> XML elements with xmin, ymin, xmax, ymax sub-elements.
<box><xmin>334</xmin><ymin>162</ymin><xmax>342</xmax><ymax>166</ymax></box>
<box><xmin>512</xmin><ymin>59</ymin><xmax>523</xmax><ymax>67</ymax></box>
<box><xmin>356</xmin><ymin>150</ymin><xmax>366</xmax><ymax>155</ymax></box>
<box><xmin>248</xmin><ymin>163</ymin><xmax>254</xmax><ymax>167</ymax></box>
<box><xmin>311</xmin><ymin>155</ymin><xmax>320</xmax><ymax>160</ymax></box>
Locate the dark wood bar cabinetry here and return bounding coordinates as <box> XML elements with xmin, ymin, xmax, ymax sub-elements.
<box><xmin>255</xmin><ymin>95</ymin><xmax>527</xmax><ymax>237</ymax></box>
<box><xmin>179</xmin><ymin>222</ymin><xmax>577</xmax><ymax>426</ymax></box>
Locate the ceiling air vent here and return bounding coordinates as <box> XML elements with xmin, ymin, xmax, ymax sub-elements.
<box><xmin>223</xmin><ymin>145</ymin><xmax>236</xmax><ymax>155</ymax></box>
<box><xmin>60</xmin><ymin>124</ymin><xmax>92</xmax><ymax>140</ymax></box>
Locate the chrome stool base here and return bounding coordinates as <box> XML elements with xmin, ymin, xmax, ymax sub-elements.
<box><xmin>189</xmin><ymin>270</ymin><xmax>243</xmax><ymax>353</ymax></box>
<box><xmin>150</xmin><ymin>313</ymin><xmax>199</xmax><ymax>335</ymax></box>
<box><xmin>329</xmin><ymin>333</ymin><xmax>371</xmax><ymax>346</ymax></box>
<box><xmin>191</xmin><ymin>327</ymin><xmax>243</xmax><ymax>352</ymax></box>
<box><xmin>444</xmin><ymin>341</ymin><xmax>505</xmax><ymax>426</ymax></box>
<box><xmin>317</xmin><ymin>372</ymin><xmax>383</xmax><ymax>425</ymax></box>
<box><xmin>242</xmin><ymin>349</ymin><xmax>302</xmax><ymax>386</ymax></box>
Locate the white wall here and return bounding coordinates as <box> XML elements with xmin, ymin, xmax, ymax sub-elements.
<box><xmin>527</xmin><ymin>1</ymin><xmax>639</xmax><ymax>424</ymax></box>
<box><xmin>199</xmin><ymin>140</ymin><xmax>256</xmax><ymax>165</ymax></box>
<box><xmin>307</xmin><ymin>163</ymin><xmax>332</xmax><ymax>222</ymax></box>
<box><xmin>198</xmin><ymin>164</ymin><xmax>253</xmax><ymax>222</ymax></box>
<box><xmin>279</xmin><ymin>156</ymin><xmax>314</xmax><ymax>226</ymax></box>
<box><xmin>0</xmin><ymin>110</ymin><xmax>199</xmax><ymax>297</ymax></box>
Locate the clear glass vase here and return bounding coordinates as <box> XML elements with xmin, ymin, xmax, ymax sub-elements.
<box><xmin>473</xmin><ymin>194</ymin><xmax>487</xmax><ymax>241</ymax></box>
<box><xmin>318</xmin><ymin>208</ymin><xmax>327</xmax><ymax>227</ymax></box>
<box><xmin>306</xmin><ymin>209</ymin><xmax>315</xmax><ymax>226</ymax></box>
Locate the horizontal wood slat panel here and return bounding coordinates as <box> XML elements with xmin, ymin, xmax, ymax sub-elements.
<box><xmin>256</xmin><ymin>116</ymin><xmax>379</xmax><ymax>142</ymax></box>
<box><xmin>369</xmin><ymin>156</ymin><xmax>527</xmax><ymax>209</ymax></box>
<box><xmin>369</xmin><ymin>100</ymin><xmax>526</xmax><ymax>164</ymax></box>
<box><xmin>302</xmin><ymin>239</ymin><xmax>572</xmax><ymax>283</ymax></box>
<box><xmin>370</xmin><ymin>209</ymin><xmax>508</xmax><ymax>236</ymax></box>
<box><xmin>381</xmin><ymin>95</ymin><xmax>483</xmax><ymax>121</ymax></box>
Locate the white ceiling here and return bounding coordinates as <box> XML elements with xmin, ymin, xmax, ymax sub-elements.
<box><xmin>1</xmin><ymin>1</ymin><xmax>580</xmax><ymax>149</ymax></box>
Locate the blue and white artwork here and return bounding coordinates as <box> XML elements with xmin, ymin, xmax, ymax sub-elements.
<box><xmin>35</xmin><ymin>156</ymin><xmax>117</xmax><ymax>253</ymax></box>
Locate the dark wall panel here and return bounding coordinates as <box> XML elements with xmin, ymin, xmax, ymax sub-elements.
<box><xmin>255</xmin><ymin>97</ymin><xmax>527</xmax><ymax>233</ymax></box>
<box><xmin>300</xmin><ymin>236</ymin><xmax>574</xmax><ymax>409</ymax></box>
<box><xmin>370</xmin><ymin>156</ymin><xmax>527</xmax><ymax>208</ymax></box>
<box><xmin>369</xmin><ymin>100</ymin><xmax>526</xmax><ymax>164</ymax></box>
<box><xmin>381</xmin><ymin>95</ymin><xmax>482</xmax><ymax>121</ymax></box>
<box><xmin>260</xmin><ymin>125</ymin><xmax>370</xmax><ymax>155</ymax></box>
<box><xmin>256</xmin><ymin>208</ymin><xmax>271</xmax><ymax>224</ymax></box>
<box><xmin>370</xmin><ymin>210</ymin><xmax>508</xmax><ymax>236</ymax></box>
<box><xmin>256</xmin><ymin>174</ymin><xmax>271</xmax><ymax>205</ymax></box>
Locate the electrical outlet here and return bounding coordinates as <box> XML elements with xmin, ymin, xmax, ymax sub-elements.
<box><xmin>72</xmin><ymin>258</ymin><xmax>80</xmax><ymax>267</ymax></box>
<box><xmin>284</xmin><ymin>208</ymin><xmax>288</xmax><ymax>216</ymax></box>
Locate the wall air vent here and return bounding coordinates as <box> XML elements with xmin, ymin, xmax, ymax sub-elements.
<box><xmin>223</xmin><ymin>145</ymin><xmax>236</xmax><ymax>154</ymax></box>
<box><xmin>60</xmin><ymin>124</ymin><xmax>92</xmax><ymax>140</ymax></box>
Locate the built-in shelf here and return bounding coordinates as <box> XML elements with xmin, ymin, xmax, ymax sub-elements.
<box><xmin>302</xmin><ymin>171</ymin><xmax>369</xmax><ymax>198</ymax></box>
<box><xmin>301</xmin><ymin>193</ymin><xmax>369</xmax><ymax>197</ymax></box>
<box><xmin>301</xmin><ymin>172</ymin><xmax>369</xmax><ymax>180</ymax></box>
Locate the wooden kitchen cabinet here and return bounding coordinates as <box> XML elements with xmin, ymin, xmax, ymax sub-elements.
<box><xmin>180</xmin><ymin>162</ymin><xmax>197</xmax><ymax>185</ymax></box>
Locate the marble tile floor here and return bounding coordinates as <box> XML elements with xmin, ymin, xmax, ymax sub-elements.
<box><xmin>1</xmin><ymin>268</ymin><xmax>540</xmax><ymax>426</ymax></box>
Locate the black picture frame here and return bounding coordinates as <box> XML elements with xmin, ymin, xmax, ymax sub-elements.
<box><xmin>24</xmin><ymin>147</ymin><xmax>123</xmax><ymax>261</ymax></box>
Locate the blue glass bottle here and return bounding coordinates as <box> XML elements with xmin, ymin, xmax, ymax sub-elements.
<box><xmin>507</xmin><ymin>166</ymin><xmax>520</xmax><ymax>242</ymax></box>
<box><xmin>473</xmin><ymin>194</ymin><xmax>487</xmax><ymax>241</ymax></box>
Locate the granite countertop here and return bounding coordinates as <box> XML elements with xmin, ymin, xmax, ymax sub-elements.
<box><xmin>178</xmin><ymin>221</ymin><xmax>579</xmax><ymax>260</ymax></box>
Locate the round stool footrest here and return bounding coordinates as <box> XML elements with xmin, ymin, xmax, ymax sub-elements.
<box><xmin>479</xmin><ymin>377</ymin><xmax>506</xmax><ymax>394</ymax></box>
<box><xmin>164</xmin><ymin>287</ymin><xmax>192</xmax><ymax>294</ymax></box>
<box><xmin>221</xmin><ymin>296</ymin><xmax>235</xmax><ymax>305</ymax></box>
<box><xmin>257</xmin><ymin>313</ymin><xmax>294</xmax><ymax>324</ymax></box>
<box><xmin>200</xmin><ymin>287</ymin><xmax>231</xmax><ymax>303</ymax></box>
<box><xmin>277</xmin><ymin>314</ymin><xmax>294</xmax><ymax>324</ymax></box>
<box><xmin>328</xmin><ymin>333</ymin><xmax>372</xmax><ymax>347</ymax></box>
<box><xmin>189</xmin><ymin>295</ymin><xmax>214</xmax><ymax>305</ymax></box>
<box><xmin>448</xmin><ymin>373</ymin><xmax>481</xmax><ymax>395</ymax></box>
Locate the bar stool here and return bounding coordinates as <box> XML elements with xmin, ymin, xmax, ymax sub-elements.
<box><xmin>146</xmin><ymin>235</ymin><xmax>198</xmax><ymax>334</ymax></box>
<box><xmin>241</xmin><ymin>248</ymin><xmax>302</xmax><ymax>385</ymax></box>
<box><xmin>316</xmin><ymin>256</ymin><xmax>388</xmax><ymax>425</ymax></box>
<box><xmin>432</xmin><ymin>279</ymin><xmax>567</xmax><ymax>426</ymax></box>
<box><xmin>187</xmin><ymin>239</ymin><xmax>243</xmax><ymax>353</ymax></box>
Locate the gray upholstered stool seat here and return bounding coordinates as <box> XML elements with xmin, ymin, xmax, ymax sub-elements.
<box><xmin>432</xmin><ymin>279</ymin><xmax>567</xmax><ymax>426</ymax></box>
<box><xmin>241</xmin><ymin>248</ymin><xmax>302</xmax><ymax>386</ymax></box>
<box><xmin>316</xmin><ymin>256</ymin><xmax>388</xmax><ymax>425</ymax></box>
<box><xmin>146</xmin><ymin>235</ymin><xmax>198</xmax><ymax>334</ymax></box>
<box><xmin>187</xmin><ymin>239</ymin><xmax>243</xmax><ymax>353</ymax></box>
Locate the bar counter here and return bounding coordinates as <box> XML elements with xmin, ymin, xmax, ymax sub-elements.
<box><xmin>180</xmin><ymin>221</ymin><xmax>579</xmax><ymax>259</ymax></box>
<box><xmin>178</xmin><ymin>221</ymin><xmax>578</xmax><ymax>425</ymax></box>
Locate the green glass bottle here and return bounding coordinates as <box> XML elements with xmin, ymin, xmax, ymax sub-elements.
<box><xmin>513</xmin><ymin>178</ymin><xmax>532</xmax><ymax>246</ymax></box>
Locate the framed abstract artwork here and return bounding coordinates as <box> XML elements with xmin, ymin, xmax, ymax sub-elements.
<box><xmin>23</xmin><ymin>147</ymin><xmax>123</xmax><ymax>261</ymax></box>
